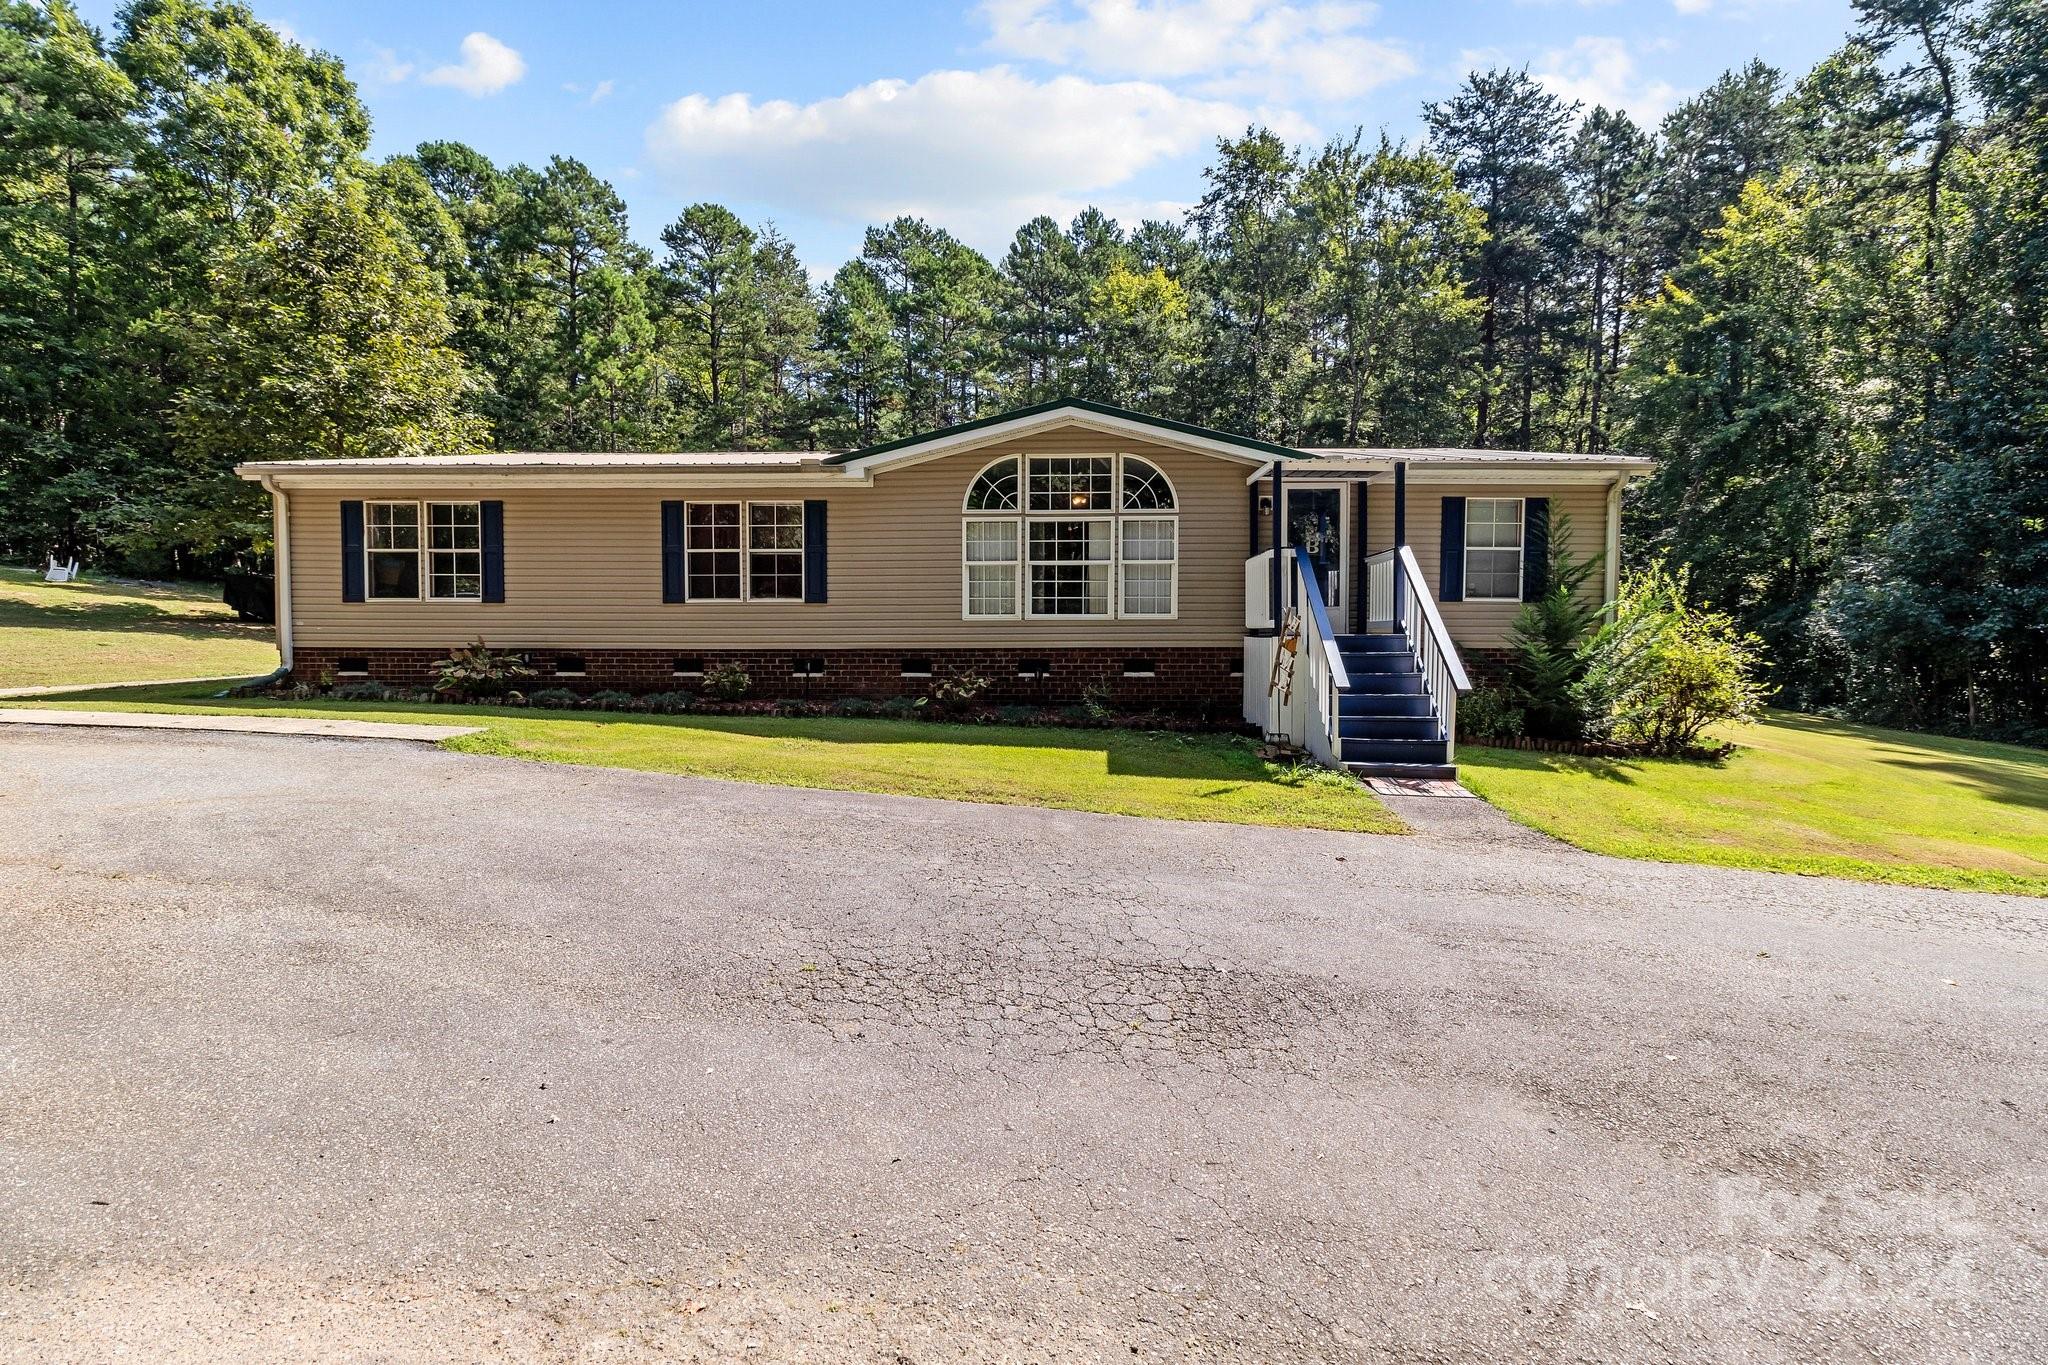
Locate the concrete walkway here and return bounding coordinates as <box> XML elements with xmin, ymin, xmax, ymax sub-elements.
<box><xmin>0</xmin><ymin>707</ymin><xmax>478</xmax><ymax>743</ymax></box>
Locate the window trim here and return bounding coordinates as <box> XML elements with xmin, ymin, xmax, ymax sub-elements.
<box><xmin>959</xmin><ymin>453</ymin><xmax>1179</xmax><ymax>621</ymax></box>
<box><xmin>682</xmin><ymin>499</ymin><xmax>807</xmax><ymax>606</ymax></box>
<box><xmin>962</xmin><ymin>517</ymin><xmax>1023</xmax><ymax>621</ymax></box>
<box><xmin>1116</xmin><ymin>515</ymin><xmax>1179</xmax><ymax>619</ymax></box>
<box><xmin>1025</xmin><ymin>515</ymin><xmax>1115</xmax><ymax>621</ymax></box>
<box><xmin>1462</xmin><ymin>496</ymin><xmax>1527</xmax><ymax>603</ymax></box>
<box><xmin>362</xmin><ymin>499</ymin><xmax>483</xmax><ymax>602</ymax></box>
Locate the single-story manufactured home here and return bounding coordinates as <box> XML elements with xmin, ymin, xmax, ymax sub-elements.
<box><xmin>237</xmin><ymin>400</ymin><xmax>1649</xmax><ymax>776</ymax></box>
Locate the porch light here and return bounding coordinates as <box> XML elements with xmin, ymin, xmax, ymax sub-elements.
<box><xmin>1070</xmin><ymin>492</ymin><xmax>1089</xmax><ymax>508</ymax></box>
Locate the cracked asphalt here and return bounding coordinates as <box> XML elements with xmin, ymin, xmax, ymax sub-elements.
<box><xmin>1</xmin><ymin>726</ymin><xmax>2043</xmax><ymax>1362</ymax></box>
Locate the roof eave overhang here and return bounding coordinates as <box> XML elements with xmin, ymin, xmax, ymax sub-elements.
<box><xmin>235</xmin><ymin>465</ymin><xmax>870</xmax><ymax>490</ymax></box>
<box><xmin>827</xmin><ymin>401</ymin><xmax>1296</xmax><ymax>476</ymax></box>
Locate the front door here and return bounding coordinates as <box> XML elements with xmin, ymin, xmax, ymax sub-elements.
<box><xmin>1286</xmin><ymin>486</ymin><xmax>1346</xmax><ymax>620</ymax></box>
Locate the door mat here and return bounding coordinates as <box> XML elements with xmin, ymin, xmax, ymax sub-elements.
<box><xmin>1364</xmin><ymin>777</ymin><xmax>1472</xmax><ymax>799</ymax></box>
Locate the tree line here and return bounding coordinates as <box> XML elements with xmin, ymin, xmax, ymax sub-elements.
<box><xmin>2</xmin><ymin>0</ymin><xmax>2040</xmax><ymax>735</ymax></box>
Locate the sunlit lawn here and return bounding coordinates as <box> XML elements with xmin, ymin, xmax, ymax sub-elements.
<box><xmin>0</xmin><ymin>567</ymin><xmax>277</xmax><ymax>689</ymax></box>
<box><xmin>4</xmin><ymin>683</ymin><xmax>1402</xmax><ymax>833</ymax></box>
<box><xmin>1460</xmin><ymin>712</ymin><xmax>2048</xmax><ymax>896</ymax></box>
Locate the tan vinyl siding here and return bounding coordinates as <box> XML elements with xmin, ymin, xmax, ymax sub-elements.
<box><xmin>284</xmin><ymin>426</ymin><xmax>1252</xmax><ymax>652</ymax></box>
<box><xmin>1371</xmin><ymin>481</ymin><xmax>1611</xmax><ymax>649</ymax></box>
<box><xmin>1250</xmin><ymin>474</ymin><xmax>1616</xmax><ymax>649</ymax></box>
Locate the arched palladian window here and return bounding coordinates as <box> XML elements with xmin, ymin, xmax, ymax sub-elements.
<box><xmin>962</xmin><ymin>454</ymin><xmax>1178</xmax><ymax>619</ymax></box>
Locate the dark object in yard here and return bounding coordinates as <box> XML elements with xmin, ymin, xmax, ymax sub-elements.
<box><xmin>221</xmin><ymin>571</ymin><xmax>275</xmax><ymax>623</ymax></box>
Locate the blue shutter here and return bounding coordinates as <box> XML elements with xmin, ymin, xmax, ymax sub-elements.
<box><xmin>481</xmin><ymin>500</ymin><xmax>505</xmax><ymax>602</ymax></box>
<box><xmin>803</xmin><ymin>500</ymin><xmax>828</xmax><ymax>604</ymax></box>
<box><xmin>341</xmin><ymin>500</ymin><xmax>365</xmax><ymax>602</ymax></box>
<box><xmin>1438</xmin><ymin>496</ymin><xmax>1465</xmax><ymax>603</ymax></box>
<box><xmin>661</xmin><ymin>501</ymin><xmax>686</xmax><ymax>603</ymax></box>
<box><xmin>1522</xmin><ymin>497</ymin><xmax>1550</xmax><ymax>601</ymax></box>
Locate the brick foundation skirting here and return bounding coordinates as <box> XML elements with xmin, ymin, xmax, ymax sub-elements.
<box><xmin>1460</xmin><ymin>648</ymin><xmax>1514</xmax><ymax>688</ymax></box>
<box><xmin>293</xmin><ymin>645</ymin><xmax>1245</xmax><ymax>711</ymax></box>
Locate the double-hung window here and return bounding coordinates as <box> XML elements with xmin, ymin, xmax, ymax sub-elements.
<box><xmin>1027</xmin><ymin>519</ymin><xmax>1112</xmax><ymax>617</ymax></box>
<box><xmin>366</xmin><ymin>500</ymin><xmax>481</xmax><ymax>600</ymax></box>
<box><xmin>962</xmin><ymin>454</ymin><xmax>1177</xmax><ymax>619</ymax></box>
<box><xmin>687</xmin><ymin>501</ymin><xmax>803</xmax><ymax>602</ymax></box>
<box><xmin>1464</xmin><ymin>497</ymin><xmax>1525</xmax><ymax>600</ymax></box>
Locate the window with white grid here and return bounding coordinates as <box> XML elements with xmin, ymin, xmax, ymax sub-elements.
<box><xmin>1464</xmin><ymin>497</ymin><xmax>1525</xmax><ymax>600</ymax></box>
<box><xmin>1027</xmin><ymin>519</ymin><xmax>1112</xmax><ymax>617</ymax></box>
<box><xmin>1119</xmin><ymin>517</ymin><xmax>1176</xmax><ymax>617</ymax></box>
<box><xmin>686</xmin><ymin>502</ymin><xmax>743</xmax><ymax>601</ymax></box>
<box><xmin>747</xmin><ymin>503</ymin><xmax>804</xmax><ymax>601</ymax></box>
<box><xmin>964</xmin><ymin>519</ymin><xmax>1020</xmax><ymax>618</ymax></box>
<box><xmin>961</xmin><ymin>454</ymin><xmax>1177</xmax><ymax>620</ymax></box>
<box><xmin>426</xmin><ymin>502</ymin><xmax>482</xmax><ymax>600</ymax></box>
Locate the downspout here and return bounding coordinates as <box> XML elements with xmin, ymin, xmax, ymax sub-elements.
<box><xmin>259</xmin><ymin>474</ymin><xmax>294</xmax><ymax>679</ymax></box>
<box><xmin>1602</xmin><ymin>474</ymin><xmax>1623</xmax><ymax>617</ymax></box>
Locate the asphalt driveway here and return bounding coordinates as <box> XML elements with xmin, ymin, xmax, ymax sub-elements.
<box><xmin>1</xmin><ymin>726</ymin><xmax>2042</xmax><ymax>1362</ymax></box>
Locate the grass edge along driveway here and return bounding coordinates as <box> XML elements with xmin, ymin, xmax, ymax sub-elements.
<box><xmin>1459</xmin><ymin>711</ymin><xmax>2048</xmax><ymax>897</ymax></box>
<box><xmin>2</xmin><ymin>684</ymin><xmax>1402</xmax><ymax>834</ymax></box>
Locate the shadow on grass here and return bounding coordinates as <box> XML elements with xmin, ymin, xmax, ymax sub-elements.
<box><xmin>0</xmin><ymin>593</ymin><xmax>267</xmax><ymax>642</ymax></box>
<box><xmin>1769</xmin><ymin>711</ymin><xmax>2048</xmax><ymax>810</ymax></box>
<box><xmin>1462</xmin><ymin>743</ymin><xmax>1644</xmax><ymax>786</ymax></box>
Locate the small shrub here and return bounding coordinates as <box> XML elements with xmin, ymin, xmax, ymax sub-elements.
<box><xmin>1458</xmin><ymin>684</ymin><xmax>1526</xmax><ymax>742</ymax></box>
<box><xmin>433</xmin><ymin>638</ymin><xmax>535</xmax><ymax>701</ymax></box>
<box><xmin>583</xmin><ymin>690</ymin><xmax>635</xmax><ymax>711</ymax></box>
<box><xmin>993</xmin><ymin>703</ymin><xmax>1042</xmax><ymax>726</ymax></box>
<box><xmin>833</xmin><ymin>696</ymin><xmax>881</xmax><ymax>717</ymax></box>
<box><xmin>1575</xmin><ymin>561</ymin><xmax>1768</xmax><ymax>756</ymax></box>
<box><xmin>639</xmin><ymin>691</ymin><xmax>695</xmax><ymax>714</ymax></box>
<box><xmin>527</xmin><ymin>687</ymin><xmax>582</xmax><ymax>711</ymax></box>
<box><xmin>773</xmin><ymin>697</ymin><xmax>819</xmax><ymax>717</ymax></box>
<box><xmin>702</xmin><ymin>663</ymin><xmax>752</xmax><ymax>702</ymax></box>
<box><xmin>1504</xmin><ymin>511</ymin><xmax>1604</xmax><ymax>739</ymax></box>
<box><xmin>1079</xmin><ymin>681</ymin><xmax>1116</xmax><ymax>721</ymax></box>
<box><xmin>879</xmin><ymin>695</ymin><xmax>927</xmax><ymax>719</ymax></box>
<box><xmin>929</xmin><ymin>669</ymin><xmax>992</xmax><ymax>713</ymax></box>
<box><xmin>329</xmin><ymin>680</ymin><xmax>393</xmax><ymax>702</ymax></box>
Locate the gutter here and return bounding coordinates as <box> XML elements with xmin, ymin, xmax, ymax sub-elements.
<box><xmin>258</xmin><ymin>473</ymin><xmax>293</xmax><ymax>674</ymax></box>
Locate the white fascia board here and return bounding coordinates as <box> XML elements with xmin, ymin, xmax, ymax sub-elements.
<box><xmin>837</xmin><ymin>410</ymin><xmax>1275</xmax><ymax>476</ymax></box>
<box><xmin>248</xmin><ymin>469</ymin><xmax>870</xmax><ymax>491</ymax></box>
<box><xmin>1399</xmin><ymin>467</ymin><xmax>1627</xmax><ymax>486</ymax></box>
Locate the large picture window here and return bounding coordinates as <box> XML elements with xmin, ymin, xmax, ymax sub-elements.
<box><xmin>688</xmin><ymin>501</ymin><xmax>804</xmax><ymax>602</ymax></box>
<box><xmin>962</xmin><ymin>454</ymin><xmax>1176</xmax><ymax>619</ymax></box>
<box><xmin>365</xmin><ymin>501</ymin><xmax>480</xmax><ymax>600</ymax></box>
<box><xmin>1464</xmin><ymin>497</ymin><xmax>1525</xmax><ymax>600</ymax></box>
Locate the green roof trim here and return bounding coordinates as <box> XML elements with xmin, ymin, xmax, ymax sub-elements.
<box><xmin>820</xmin><ymin>398</ymin><xmax>1307</xmax><ymax>466</ymax></box>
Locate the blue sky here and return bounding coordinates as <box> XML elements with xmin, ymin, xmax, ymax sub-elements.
<box><xmin>75</xmin><ymin>0</ymin><xmax>1857</xmax><ymax>269</ymax></box>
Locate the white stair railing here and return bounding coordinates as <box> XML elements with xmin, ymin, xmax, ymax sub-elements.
<box><xmin>1363</xmin><ymin>546</ymin><xmax>1473</xmax><ymax>759</ymax></box>
<box><xmin>1242</xmin><ymin>548</ymin><xmax>1349</xmax><ymax>766</ymax></box>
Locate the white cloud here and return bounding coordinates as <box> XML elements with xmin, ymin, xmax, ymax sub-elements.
<box><xmin>1534</xmin><ymin>37</ymin><xmax>1680</xmax><ymax>123</ymax></box>
<box><xmin>981</xmin><ymin>0</ymin><xmax>1415</xmax><ymax>101</ymax></box>
<box><xmin>421</xmin><ymin>32</ymin><xmax>526</xmax><ymax>97</ymax></box>
<box><xmin>587</xmin><ymin>79</ymin><xmax>616</xmax><ymax>105</ymax></box>
<box><xmin>368</xmin><ymin>47</ymin><xmax>414</xmax><ymax>86</ymax></box>
<box><xmin>646</xmin><ymin>66</ymin><xmax>1279</xmax><ymax>237</ymax></box>
<box><xmin>1673</xmin><ymin>0</ymin><xmax>1713</xmax><ymax>12</ymax></box>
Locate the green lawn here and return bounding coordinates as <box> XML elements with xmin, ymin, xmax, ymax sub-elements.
<box><xmin>3</xmin><ymin>684</ymin><xmax>1402</xmax><ymax>833</ymax></box>
<box><xmin>1459</xmin><ymin>712</ymin><xmax>2048</xmax><ymax>896</ymax></box>
<box><xmin>0</xmin><ymin>567</ymin><xmax>278</xmax><ymax>689</ymax></box>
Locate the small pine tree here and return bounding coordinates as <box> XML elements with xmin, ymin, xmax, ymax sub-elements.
<box><xmin>1505</xmin><ymin>511</ymin><xmax>1604</xmax><ymax>737</ymax></box>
